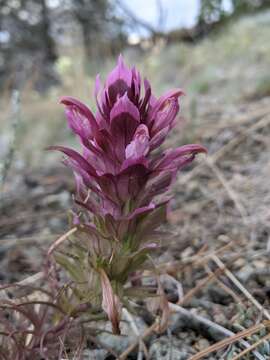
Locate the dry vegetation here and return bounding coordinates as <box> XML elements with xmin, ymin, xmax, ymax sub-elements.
<box><xmin>1</xmin><ymin>10</ymin><xmax>270</xmax><ymax>359</ymax></box>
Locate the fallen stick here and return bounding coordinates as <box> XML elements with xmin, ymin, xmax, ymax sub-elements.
<box><xmin>122</xmin><ymin>308</ymin><xmax>148</xmax><ymax>360</ymax></box>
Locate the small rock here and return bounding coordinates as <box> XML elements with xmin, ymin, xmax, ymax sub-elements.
<box><xmin>253</xmin><ymin>260</ymin><xmax>265</xmax><ymax>270</ymax></box>
<box><xmin>181</xmin><ymin>247</ymin><xmax>194</xmax><ymax>259</ymax></box>
<box><xmin>48</xmin><ymin>217</ymin><xmax>65</xmax><ymax>231</ymax></box>
<box><xmin>149</xmin><ymin>336</ymin><xmax>189</xmax><ymax>360</ymax></box>
<box><xmin>213</xmin><ymin>312</ymin><xmax>228</xmax><ymax>326</ymax></box>
<box><xmin>234</xmin><ymin>258</ymin><xmax>245</xmax><ymax>268</ymax></box>
<box><xmin>237</xmin><ymin>264</ymin><xmax>254</xmax><ymax>282</ymax></box>
<box><xmin>93</xmin><ymin>317</ymin><xmax>149</xmax><ymax>355</ymax></box>
<box><xmin>0</xmin><ymin>244</ymin><xmax>9</xmax><ymax>261</ymax></box>
<box><xmin>82</xmin><ymin>349</ymin><xmax>108</xmax><ymax>360</ymax></box>
<box><xmin>32</xmin><ymin>185</ymin><xmax>45</xmax><ymax>196</ymax></box>
<box><xmin>208</xmin><ymin>286</ymin><xmax>231</xmax><ymax>305</ymax></box>
<box><xmin>41</xmin><ymin>191</ymin><xmax>70</xmax><ymax>208</ymax></box>
<box><xmin>194</xmin><ymin>338</ymin><xmax>210</xmax><ymax>351</ymax></box>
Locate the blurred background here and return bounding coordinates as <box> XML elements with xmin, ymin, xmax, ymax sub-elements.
<box><xmin>1</xmin><ymin>0</ymin><xmax>270</xmax><ymax>289</ymax></box>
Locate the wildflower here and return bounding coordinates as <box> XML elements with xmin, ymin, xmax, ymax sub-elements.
<box><xmin>50</xmin><ymin>55</ymin><xmax>206</xmax><ymax>332</ymax></box>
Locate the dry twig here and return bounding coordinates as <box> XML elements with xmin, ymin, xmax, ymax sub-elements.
<box><xmin>231</xmin><ymin>331</ymin><xmax>270</xmax><ymax>360</ymax></box>
<box><xmin>189</xmin><ymin>321</ymin><xmax>269</xmax><ymax>360</ymax></box>
<box><xmin>118</xmin><ymin>320</ymin><xmax>158</xmax><ymax>360</ymax></box>
<box><xmin>122</xmin><ymin>308</ymin><xmax>148</xmax><ymax>360</ymax></box>
<box><xmin>212</xmin><ymin>255</ymin><xmax>270</xmax><ymax>320</ymax></box>
<box><xmin>47</xmin><ymin>227</ymin><xmax>77</xmax><ymax>255</ymax></box>
<box><xmin>205</xmin><ymin>157</ymin><xmax>248</xmax><ymax>224</ymax></box>
<box><xmin>204</xmin><ymin>264</ymin><xmax>244</xmax><ymax>305</ymax></box>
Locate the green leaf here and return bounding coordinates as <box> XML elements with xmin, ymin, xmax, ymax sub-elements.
<box><xmin>54</xmin><ymin>253</ymin><xmax>85</xmax><ymax>283</ymax></box>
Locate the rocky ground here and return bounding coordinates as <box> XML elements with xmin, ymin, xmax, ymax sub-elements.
<box><xmin>1</xmin><ymin>10</ymin><xmax>270</xmax><ymax>360</ymax></box>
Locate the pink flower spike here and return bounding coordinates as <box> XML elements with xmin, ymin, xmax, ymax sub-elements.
<box><xmin>50</xmin><ymin>55</ymin><xmax>207</xmax><ymax>334</ymax></box>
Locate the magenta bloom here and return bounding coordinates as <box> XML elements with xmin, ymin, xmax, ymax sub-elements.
<box><xmin>51</xmin><ymin>55</ymin><xmax>206</xmax><ymax>332</ymax></box>
<box><xmin>52</xmin><ymin>56</ymin><xmax>206</xmax><ymax>224</ymax></box>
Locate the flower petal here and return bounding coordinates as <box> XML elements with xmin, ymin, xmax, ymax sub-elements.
<box><xmin>48</xmin><ymin>145</ymin><xmax>97</xmax><ymax>177</ymax></box>
<box><xmin>151</xmin><ymin>97</ymin><xmax>179</xmax><ymax>136</ymax></box>
<box><xmin>119</xmin><ymin>162</ymin><xmax>149</xmax><ymax>200</ymax></box>
<box><xmin>106</xmin><ymin>54</ymin><xmax>132</xmax><ymax>103</ymax></box>
<box><xmin>139</xmin><ymin>78</ymin><xmax>152</xmax><ymax>117</ymax></box>
<box><xmin>60</xmin><ymin>96</ymin><xmax>98</xmax><ymax>138</ymax></box>
<box><xmin>125</xmin><ymin>124</ymin><xmax>150</xmax><ymax>160</ymax></box>
<box><xmin>149</xmin><ymin>126</ymin><xmax>170</xmax><ymax>151</ymax></box>
<box><xmin>125</xmin><ymin>203</ymin><xmax>155</xmax><ymax>220</ymax></box>
<box><xmin>110</xmin><ymin>94</ymin><xmax>140</xmax><ymax>161</ymax></box>
<box><xmin>147</xmin><ymin>88</ymin><xmax>184</xmax><ymax>129</ymax></box>
<box><xmin>152</xmin><ymin>144</ymin><xmax>207</xmax><ymax>171</ymax></box>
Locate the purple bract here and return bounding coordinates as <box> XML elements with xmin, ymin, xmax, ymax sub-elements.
<box><xmin>51</xmin><ymin>55</ymin><xmax>206</xmax><ymax>224</ymax></box>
